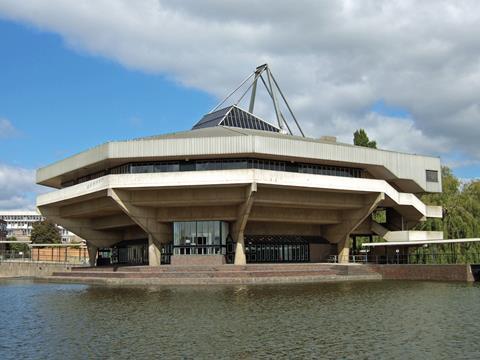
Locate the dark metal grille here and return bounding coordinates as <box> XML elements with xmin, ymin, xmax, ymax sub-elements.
<box><xmin>243</xmin><ymin>235</ymin><xmax>325</xmax><ymax>263</ymax></box>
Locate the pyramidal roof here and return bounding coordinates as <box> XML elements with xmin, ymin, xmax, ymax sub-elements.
<box><xmin>192</xmin><ymin>105</ymin><xmax>280</xmax><ymax>133</ymax></box>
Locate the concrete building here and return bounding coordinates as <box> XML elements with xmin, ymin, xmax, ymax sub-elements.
<box><xmin>0</xmin><ymin>210</ymin><xmax>84</xmax><ymax>244</ymax></box>
<box><xmin>0</xmin><ymin>219</ymin><xmax>6</xmax><ymax>240</ymax></box>
<box><xmin>35</xmin><ymin>65</ymin><xmax>442</xmax><ymax>267</ymax></box>
<box><xmin>0</xmin><ymin>219</ymin><xmax>6</xmax><ymax>254</ymax></box>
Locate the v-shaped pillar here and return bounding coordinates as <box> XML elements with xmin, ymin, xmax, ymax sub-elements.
<box><xmin>324</xmin><ymin>192</ymin><xmax>385</xmax><ymax>263</ymax></box>
<box><xmin>108</xmin><ymin>189</ymin><xmax>172</xmax><ymax>266</ymax></box>
<box><xmin>232</xmin><ymin>183</ymin><xmax>257</xmax><ymax>265</ymax></box>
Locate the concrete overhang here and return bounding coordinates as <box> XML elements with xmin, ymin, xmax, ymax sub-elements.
<box><xmin>36</xmin><ymin>127</ymin><xmax>442</xmax><ymax>194</ymax></box>
<box><xmin>37</xmin><ymin>169</ymin><xmax>440</xmax><ymax>221</ymax></box>
<box><xmin>362</xmin><ymin>238</ymin><xmax>480</xmax><ymax>247</ymax></box>
<box><xmin>381</xmin><ymin>230</ymin><xmax>444</xmax><ymax>242</ymax></box>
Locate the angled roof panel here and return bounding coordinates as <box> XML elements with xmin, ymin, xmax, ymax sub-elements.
<box><xmin>191</xmin><ymin>107</ymin><xmax>233</xmax><ymax>129</ymax></box>
<box><xmin>192</xmin><ymin>105</ymin><xmax>280</xmax><ymax>133</ymax></box>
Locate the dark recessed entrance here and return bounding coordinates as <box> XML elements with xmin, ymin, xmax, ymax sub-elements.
<box><xmin>245</xmin><ymin>235</ymin><xmax>324</xmax><ymax>263</ymax></box>
<box><xmin>97</xmin><ymin>239</ymin><xmax>148</xmax><ymax>266</ymax></box>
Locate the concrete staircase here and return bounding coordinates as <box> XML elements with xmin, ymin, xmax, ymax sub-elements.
<box><xmin>46</xmin><ymin>263</ymin><xmax>382</xmax><ymax>285</ymax></box>
<box><xmin>371</xmin><ymin>221</ymin><xmax>443</xmax><ymax>243</ymax></box>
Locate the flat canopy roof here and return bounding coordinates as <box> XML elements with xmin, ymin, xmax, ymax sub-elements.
<box><xmin>362</xmin><ymin>238</ymin><xmax>480</xmax><ymax>247</ymax></box>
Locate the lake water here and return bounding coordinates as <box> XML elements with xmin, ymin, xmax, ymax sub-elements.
<box><xmin>0</xmin><ymin>280</ymin><xmax>479</xmax><ymax>359</ymax></box>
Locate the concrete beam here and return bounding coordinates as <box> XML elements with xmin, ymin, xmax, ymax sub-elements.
<box><xmin>91</xmin><ymin>213</ymin><xmax>137</xmax><ymax>230</ymax></box>
<box><xmin>255</xmin><ymin>187</ymin><xmax>365</xmax><ymax>209</ymax></box>
<box><xmin>156</xmin><ymin>206</ymin><xmax>237</xmax><ymax>222</ymax></box>
<box><xmin>245</xmin><ymin>222</ymin><xmax>323</xmax><ymax>236</ymax></box>
<box><xmin>128</xmin><ymin>187</ymin><xmax>246</xmax><ymax>207</ymax></box>
<box><xmin>59</xmin><ymin>197</ymin><xmax>120</xmax><ymax>218</ymax></box>
<box><xmin>249</xmin><ymin>206</ymin><xmax>341</xmax><ymax>224</ymax></box>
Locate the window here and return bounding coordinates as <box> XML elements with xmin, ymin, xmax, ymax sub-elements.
<box><xmin>173</xmin><ymin>221</ymin><xmax>229</xmax><ymax>255</ymax></box>
<box><xmin>61</xmin><ymin>158</ymin><xmax>365</xmax><ymax>188</ymax></box>
<box><xmin>426</xmin><ymin>170</ymin><xmax>439</xmax><ymax>183</ymax></box>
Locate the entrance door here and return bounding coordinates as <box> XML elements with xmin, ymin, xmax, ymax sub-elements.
<box><xmin>244</xmin><ymin>235</ymin><xmax>311</xmax><ymax>263</ymax></box>
<box><xmin>196</xmin><ymin>236</ymin><xmax>207</xmax><ymax>254</ymax></box>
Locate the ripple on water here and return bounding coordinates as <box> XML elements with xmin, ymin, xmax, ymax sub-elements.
<box><xmin>0</xmin><ymin>280</ymin><xmax>479</xmax><ymax>359</ymax></box>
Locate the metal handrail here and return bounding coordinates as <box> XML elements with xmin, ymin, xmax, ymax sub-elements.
<box><xmin>329</xmin><ymin>253</ymin><xmax>480</xmax><ymax>265</ymax></box>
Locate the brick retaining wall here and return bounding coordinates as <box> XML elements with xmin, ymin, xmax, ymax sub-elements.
<box><xmin>368</xmin><ymin>264</ymin><xmax>475</xmax><ymax>282</ymax></box>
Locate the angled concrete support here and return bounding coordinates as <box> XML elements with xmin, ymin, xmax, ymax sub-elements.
<box><xmin>233</xmin><ymin>183</ymin><xmax>257</xmax><ymax>265</ymax></box>
<box><xmin>38</xmin><ymin>206</ymin><xmax>122</xmax><ymax>248</ymax></box>
<box><xmin>324</xmin><ymin>193</ymin><xmax>385</xmax><ymax>263</ymax></box>
<box><xmin>87</xmin><ymin>244</ymin><xmax>98</xmax><ymax>267</ymax></box>
<box><xmin>108</xmin><ymin>189</ymin><xmax>172</xmax><ymax>266</ymax></box>
<box><xmin>148</xmin><ymin>235</ymin><xmax>161</xmax><ymax>266</ymax></box>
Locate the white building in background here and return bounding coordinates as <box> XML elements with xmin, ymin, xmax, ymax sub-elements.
<box><xmin>0</xmin><ymin>210</ymin><xmax>84</xmax><ymax>244</ymax></box>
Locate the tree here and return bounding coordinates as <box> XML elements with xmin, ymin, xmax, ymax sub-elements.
<box><xmin>353</xmin><ymin>129</ymin><xmax>377</xmax><ymax>148</ymax></box>
<box><xmin>30</xmin><ymin>221</ymin><xmax>61</xmax><ymax>244</ymax></box>
<box><xmin>415</xmin><ymin>167</ymin><xmax>480</xmax><ymax>262</ymax></box>
<box><xmin>417</xmin><ymin>167</ymin><xmax>480</xmax><ymax>239</ymax></box>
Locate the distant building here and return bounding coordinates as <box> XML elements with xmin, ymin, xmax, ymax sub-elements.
<box><xmin>0</xmin><ymin>219</ymin><xmax>6</xmax><ymax>241</ymax></box>
<box><xmin>0</xmin><ymin>219</ymin><xmax>6</xmax><ymax>254</ymax></box>
<box><xmin>0</xmin><ymin>210</ymin><xmax>84</xmax><ymax>244</ymax></box>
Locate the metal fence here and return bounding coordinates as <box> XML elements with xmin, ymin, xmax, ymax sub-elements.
<box><xmin>330</xmin><ymin>253</ymin><xmax>480</xmax><ymax>265</ymax></box>
<box><xmin>0</xmin><ymin>250</ymin><xmax>31</xmax><ymax>262</ymax></box>
<box><xmin>0</xmin><ymin>247</ymin><xmax>89</xmax><ymax>265</ymax></box>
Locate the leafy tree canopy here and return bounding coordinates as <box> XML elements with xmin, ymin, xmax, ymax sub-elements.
<box><xmin>417</xmin><ymin>167</ymin><xmax>480</xmax><ymax>239</ymax></box>
<box><xmin>30</xmin><ymin>221</ymin><xmax>61</xmax><ymax>244</ymax></box>
<box><xmin>353</xmin><ymin>129</ymin><xmax>377</xmax><ymax>148</ymax></box>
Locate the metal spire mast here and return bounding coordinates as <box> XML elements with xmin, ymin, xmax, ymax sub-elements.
<box><xmin>210</xmin><ymin>64</ymin><xmax>305</xmax><ymax>137</ymax></box>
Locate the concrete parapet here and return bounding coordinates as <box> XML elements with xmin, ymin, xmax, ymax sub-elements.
<box><xmin>0</xmin><ymin>261</ymin><xmax>75</xmax><ymax>278</ymax></box>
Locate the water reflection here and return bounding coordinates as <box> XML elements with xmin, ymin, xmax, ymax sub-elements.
<box><xmin>0</xmin><ymin>280</ymin><xmax>479</xmax><ymax>359</ymax></box>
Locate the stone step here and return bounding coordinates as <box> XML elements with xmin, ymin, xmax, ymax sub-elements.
<box><xmin>42</xmin><ymin>273</ymin><xmax>382</xmax><ymax>286</ymax></box>
<box><xmin>71</xmin><ymin>264</ymin><xmax>342</xmax><ymax>273</ymax></box>
<box><xmin>53</xmin><ymin>268</ymin><xmax>345</xmax><ymax>279</ymax></box>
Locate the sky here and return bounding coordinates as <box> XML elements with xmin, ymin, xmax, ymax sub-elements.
<box><xmin>0</xmin><ymin>0</ymin><xmax>479</xmax><ymax>211</ymax></box>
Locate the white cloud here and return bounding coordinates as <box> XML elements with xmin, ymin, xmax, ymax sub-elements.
<box><xmin>326</xmin><ymin>112</ymin><xmax>452</xmax><ymax>156</ymax></box>
<box><xmin>0</xmin><ymin>163</ymin><xmax>45</xmax><ymax>211</ymax></box>
<box><xmin>0</xmin><ymin>0</ymin><xmax>479</xmax><ymax>165</ymax></box>
<box><xmin>0</xmin><ymin>118</ymin><xmax>18</xmax><ymax>138</ymax></box>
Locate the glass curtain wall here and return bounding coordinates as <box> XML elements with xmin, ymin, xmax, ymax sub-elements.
<box><xmin>173</xmin><ymin>221</ymin><xmax>229</xmax><ymax>255</ymax></box>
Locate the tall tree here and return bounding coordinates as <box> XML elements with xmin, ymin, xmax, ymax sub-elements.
<box><xmin>30</xmin><ymin>221</ymin><xmax>61</xmax><ymax>244</ymax></box>
<box><xmin>417</xmin><ymin>167</ymin><xmax>480</xmax><ymax>239</ymax></box>
<box><xmin>353</xmin><ymin>129</ymin><xmax>377</xmax><ymax>148</ymax></box>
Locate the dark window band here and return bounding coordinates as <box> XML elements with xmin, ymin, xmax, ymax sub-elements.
<box><xmin>61</xmin><ymin>158</ymin><xmax>365</xmax><ymax>188</ymax></box>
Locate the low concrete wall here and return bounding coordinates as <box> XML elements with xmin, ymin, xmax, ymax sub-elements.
<box><xmin>369</xmin><ymin>264</ymin><xmax>475</xmax><ymax>282</ymax></box>
<box><xmin>0</xmin><ymin>262</ymin><xmax>74</xmax><ymax>278</ymax></box>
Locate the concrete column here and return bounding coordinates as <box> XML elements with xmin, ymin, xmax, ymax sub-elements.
<box><xmin>337</xmin><ymin>237</ymin><xmax>350</xmax><ymax>264</ymax></box>
<box><xmin>232</xmin><ymin>183</ymin><xmax>256</xmax><ymax>266</ymax></box>
<box><xmin>87</xmin><ymin>244</ymin><xmax>98</xmax><ymax>267</ymax></box>
<box><xmin>148</xmin><ymin>235</ymin><xmax>161</xmax><ymax>266</ymax></box>
<box><xmin>234</xmin><ymin>233</ymin><xmax>246</xmax><ymax>265</ymax></box>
